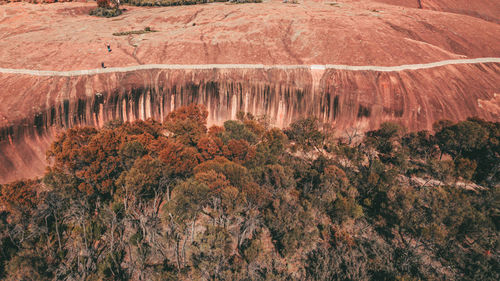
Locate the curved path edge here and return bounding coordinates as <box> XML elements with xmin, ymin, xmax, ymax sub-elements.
<box><xmin>0</xmin><ymin>57</ymin><xmax>499</xmax><ymax>77</ymax></box>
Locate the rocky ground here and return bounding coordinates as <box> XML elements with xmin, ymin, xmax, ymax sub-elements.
<box><xmin>0</xmin><ymin>1</ymin><xmax>499</xmax><ymax>70</ymax></box>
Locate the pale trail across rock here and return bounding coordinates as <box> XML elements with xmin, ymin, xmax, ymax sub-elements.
<box><xmin>0</xmin><ymin>58</ymin><xmax>499</xmax><ymax>77</ymax></box>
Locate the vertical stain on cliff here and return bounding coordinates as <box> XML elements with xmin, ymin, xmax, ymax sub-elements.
<box><xmin>357</xmin><ymin>105</ymin><xmax>371</xmax><ymax>118</ymax></box>
<box><xmin>0</xmin><ymin>64</ymin><xmax>499</xmax><ymax>183</ymax></box>
<box><xmin>333</xmin><ymin>95</ymin><xmax>339</xmax><ymax>119</ymax></box>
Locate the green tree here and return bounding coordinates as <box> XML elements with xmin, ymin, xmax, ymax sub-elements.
<box><xmin>221</xmin><ymin>120</ymin><xmax>258</xmax><ymax>144</ymax></box>
<box><xmin>434</xmin><ymin>120</ymin><xmax>489</xmax><ymax>159</ymax></box>
<box><xmin>284</xmin><ymin>117</ymin><xmax>324</xmax><ymax>153</ymax></box>
<box><xmin>190</xmin><ymin>226</ymin><xmax>234</xmax><ymax>280</ymax></box>
<box><xmin>117</xmin><ymin>155</ymin><xmax>168</xmax><ymax>202</ymax></box>
<box><xmin>164</xmin><ymin>179</ymin><xmax>211</xmax><ymax>269</ymax></box>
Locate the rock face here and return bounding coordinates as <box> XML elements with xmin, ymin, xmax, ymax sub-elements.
<box><xmin>1</xmin><ymin>63</ymin><xmax>499</xmax><ymax>183</ymax></box>
<box><xmin>0</xmin><ymin>0</ymin><xmax>499</xmax><ymax>183</ymax></box>
<box><xmin>374</xmin><ymin>0</ymin><xmax>500</xmax><ymax>23</ymax></box>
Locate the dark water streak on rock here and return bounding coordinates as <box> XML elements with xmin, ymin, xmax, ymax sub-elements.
<box><xmin>1</xmin><ymin>64</ymin><xmax>499</xmax><ymax>183</ymax></box>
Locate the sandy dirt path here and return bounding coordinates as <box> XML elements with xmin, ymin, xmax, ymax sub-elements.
<box><xmin>0</xmin><ymin>57</ymin><xmax>499</xmax><ymax>77</ymax></box>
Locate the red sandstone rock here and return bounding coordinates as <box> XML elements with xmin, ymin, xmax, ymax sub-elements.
<box><xmin>0</xmin><ymin>1</ymin><xmax>499</xmax><ymax>183</ymax></box>
<box><xmin>375</xmin><ymin>0</ymin><xmax>500</xmax><ymax>23</ymax></box>
<box><xmin>1</xmin><ymin>1</ymin><xmax>499</xmax><ymax>69</ymax></box>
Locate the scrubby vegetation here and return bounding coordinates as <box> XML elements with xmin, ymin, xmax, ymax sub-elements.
<box><xmin>89</xmin><ymin>7</ymin><xmax>123</xmax><ymax>18</ymax></box>
<box><xmin>89</xmin><ymin>0</ymin><xmax>260</xmax><ymax>16</ymax></box>
<box><xmin>0</xmin><ymin>104</ymin><xmax>498</xmax><ymax>280</ymax></box>
<box><xmin>121</xmin><ymin>0</ymin><xmax>261</xmax><ymax>7</ymax></box>
<box><xmin>90</xmin><ymin>0</ymin><xmax>123</xmax><ymax>18</ymax></box>
<box><xmin>113</xmin><ymin>27</ymin><xmax>157</xmax><ymax>36</ymax></box>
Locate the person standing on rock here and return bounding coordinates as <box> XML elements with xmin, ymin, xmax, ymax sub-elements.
<box><xmin>101</xmin><ymin>62</ymin><xmax>106</xmax><ymax>68</ymax></box>
<box><xmin>106</xmin><ymin>43</ymin><xmax>112</xmax><ymax>52</ymax></box>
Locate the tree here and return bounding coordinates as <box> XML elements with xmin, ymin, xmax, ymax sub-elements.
<box><xmin>46</xmin><ymin>127</ymin><xmax>98</xmax><ymax>173</ymax></box>
<box><xmin>434</xmin><ymin>120</ymin><xmax>489</xmax><ymax>159</ymax></box>
<box><xmin>284</xmin><ymin>117</ymin><xmax>324</xmax><ymax>153</ymax></box>
<box><xmin>117</xmin><ymin>155</ymin><xmax>168</xmax><ymax>201</ymax></box>
<box><xmin>164</xmin><ymin>104</ymin><xmax>208</xmax><ymax>146</ymax></box>
<box><xmin>224</xmin><ymin>139</ymin><xmax>255</xmax><ymax>163</ymax></box>
<box><xmin>365</xmin><ymin>121</ymin><xmax>405</xmax><ymax>155</ymax></box>
<box><xmin>3</xmin><ymin>252</ymin><xmax>52</xmax><ymax>281</ymax></box>
<box><xmin>190</xmin><ymin>226</ymin><xmax>234</xmax><ymax>280</ymax></box>
<box><xmin>329</xmin><ymin>194</ymin><xmax>363</xmax><ymax>224</ymax></box>
<box><xmin>119</xmin><ymin>140</ymin><xmax>147</xmax><ymax>170</ymax></box>
<box><xmin>256</xmin><ymin>164</ymin><xmax>295</xmax><ymax>191</ymax></box>
<box><xmin>0</xmin><ymin>180</ymin><xmax>39</xmax><ymax>216</ymax></box>
<box><xmin>97</xmin><ymin>0</ymin><xmax>111</xmax><ymax>8</ymax></box>
<box><xmin>195</xmin><ymin>171</ymin><xmax>245</xmax><ymax>227</ymax></box>
<box><xmin>35</xmin><ymin>190</ymin><xmax>70</xmax><ymax>254</ymax></box>
<box><xmin>46</xmin><ymin>127</ymin><xmax>124</xmax><ymax>199</ymax></box>
<box><xmin>78</xmin><ymin>129</ymin><xmax>124</xmax><ymax>196</ymax></box>
<box><xmin>305</xmin><ymin>243</ymin><xmax>370</xmax><ymax>281</ymax></box>
<box><xmin>194</xmin><ymin>157</ymin><xmax>249</xmax><ymax>188</ymax></box>
<box><xmin>257</xmin><ymin>128</ymin><xmax>288</xmax><ymax>165</ymax></box>
<box><xmin>197</xmin><ymin>135</ymin><xmax>224</xmax><ymax>161</ymax></box>
<box><xmin>164</xmin><ymin>179</ymin><xmax>211</xmax><ymax>269</ymax></box>
<box><xmin>263</xmin><ymin>192</ymin><xmax>318</xmax><ymax>257</ymax></box>
<box><xmin>221</xmin><ymin>120</ymin><xmax>258</xmax><ymax>144</ymax></box>
<box><xmin>159</xmin><ymin>141</ymin><xmax>200</xmax><ymax>177</ymax></box>
<box><xmin>119</xmin><ymin>119</ymin><xmax>163</xmax><ymax>138</ymax></box>
<box><xmin>455</xmin><ymin>118</ymin><xmax>499</xmax><ymax>185</ymax></box>
<box><xmin>402</xmin><ymin>130</ymin><xmax>439</xmax><ymax>161</ymax></box>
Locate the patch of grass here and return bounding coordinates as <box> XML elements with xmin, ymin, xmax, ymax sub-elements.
<box><xmin>89</xmin><ymin>7</ymin><xmax>123</xmax><ymax>18</ymax></box>
<box><xmin>113</xmin><ymin>27</ymin><xmax>157</xmax><ymax>36</ymax></box>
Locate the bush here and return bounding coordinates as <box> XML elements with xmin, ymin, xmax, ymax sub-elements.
<box><xmin>113</xmin><ymin>27</ymin><xmax>157</xmax><ymax>36</ymax></box>
<box><xmin>97</xmin><ymin>0</ymin><xmax>111</xmax><ymax>8</ymax></box>
<box><xmin>89</xmin><ymin>7</ymin><xmax>123</xmax><ymax>18</ymax></box>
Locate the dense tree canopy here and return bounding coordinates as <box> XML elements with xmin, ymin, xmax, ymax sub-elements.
<box><xmin>0</xmin><ymin>106</ymin><xmax>498</xmax><ymax>281</ymax></box>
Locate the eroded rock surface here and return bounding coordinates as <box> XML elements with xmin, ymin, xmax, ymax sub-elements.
<box><xmin>374</xmin><ymin>0</ymin><xmax>500</xmax><ymax>23</ymax></box>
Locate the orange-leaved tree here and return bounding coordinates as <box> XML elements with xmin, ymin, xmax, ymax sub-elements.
<box><xmin>164</xmin><ymin>104</ymin><xmax>208</xmax><ymax>146</ymax></box>
<box><xmin>0</xmin><ymin>180</ymin><xmax>39</xmax><ymax>216</ymax></box>
<box><xmin>47</xmin><ymin>126</ymin><xmax>124</xmax><ymax>198</ymax></box>
<box><xmin>159</xmin><ymin>141</ymin><xmax>201</xmax><ymax>177</ymax></box>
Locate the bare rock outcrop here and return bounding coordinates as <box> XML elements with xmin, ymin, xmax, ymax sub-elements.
<box><xmin>374</xmin><ymin>0</ymin><xmax>500</xmax><ymax>23</ymax></box>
